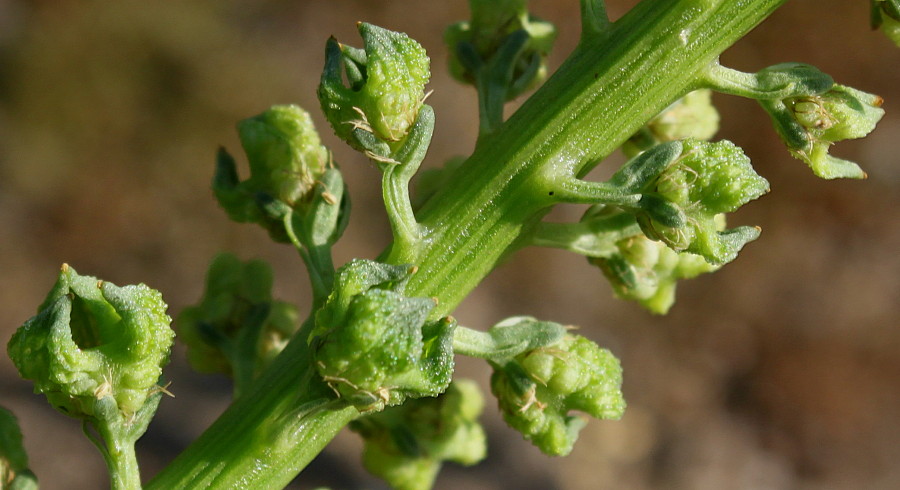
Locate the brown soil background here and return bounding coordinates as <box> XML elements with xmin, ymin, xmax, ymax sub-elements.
<box><xmin>1</xmin><ymin>1</ymin><xmax>898</xmax><ymax>488</ymax></box>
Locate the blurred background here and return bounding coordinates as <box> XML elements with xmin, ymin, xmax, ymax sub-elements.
<box><xmin>1</xmin><ymin>0</ymin><xmax>898</xmax><ymax>488</ymax></box>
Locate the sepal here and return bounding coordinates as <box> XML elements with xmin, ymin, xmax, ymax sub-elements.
<box><xmin>8</xmin><ymin>264</ymin><xmax>174</xmax><ymax>420</ymax></box>
<box><xmin>761</xmin><ymin>84</ymin><xmax>884</xmax><ymax>179</ymax></box>
<box><xmin>490</xmin><ymin>332</ymin><xmax>625</xmax><ymax>456</ymax></box>
<box><xmin>634</xmin><ymin>140</ymin><xmax>768</xmax><ymax>264</ymax></box>
<box><xmin>318</xmin><ymin>23</ymin><xmax>430</xmax><ymax>152</ymax></box>
<box><xmin>310</xmin><ymin>260</ymin><xmax>456</xmax><ymax>412</ymax></box>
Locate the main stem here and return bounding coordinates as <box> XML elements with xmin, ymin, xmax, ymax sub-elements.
<box><xmin>149</xmin><ymin>1</ymin><xmax>786</xmax><ymax>487</ymax></box>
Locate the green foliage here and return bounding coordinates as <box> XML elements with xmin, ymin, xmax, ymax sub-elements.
<box><xmin>7</xmin><ymin>2</ymin><xmax>892</xmax><ymax>488</ymax></box>
<box><xmin>350</xmin><ymin>379</ymin><xmax>487</xmax><ymax>490</ymax></box>
<box><xmin>490</xmin><ymin>331</ymin><xmax>625</xmax><ymax>456</ymax></box>
<box><xmin>177</xmin><ymin>253</ymin><xmax>299</xmax><ymax>395</ymax></box>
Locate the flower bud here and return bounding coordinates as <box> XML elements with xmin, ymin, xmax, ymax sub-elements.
<box><xmin>311</xmin><ymin>260</ymin><xmax>455</xmax><ymax>412</ymax></box>
<box><xmin>491</xmin><ymin>333</ymin><xmax>625</xmax><ymax>456</ymax></box>
<box><xmin>623</xmin><ymin>90</ymin><xmax>720</xmax><ymax>157</ymax></box>
<box><xmin>318</xmin><ymin>23</ymin><xmax>430</xmax><ymax>152</ymax></box>
<box><xmin>237</xmin><ymin>105</ymin><xmax>328</xmax><ymax>206</ymax></box>
<box><xmin>8</xmin><ymin>265</ymin><xmax>174</xmax><ymax>420</ymax></box>
<box><xmin>177</xmin><ymin>254</ymin><xmax>299</xmax><ymax>384</ymax></box>
<box><xmin>590</xmin><ymin>233</ymin><xmax>718</xmax><ymax>314</ymax></box>
<box><xmin>636</xmin><ymin>139</ymin><xmax>769</xmax><ymax>264</ymax></box>
<box><xmin>214</xmin><ymin>105</ymin><xmax>337</xmax><ymax>242</ymax></box>
<box><xmin>763</xmin><ymin>84</ymin><xmax>884</xmax><ymax>179</ymax></box>
<box><xmin>445</xmin><ymin>0</ymin><xmax>556</xmax><ymax>100</ymax></box>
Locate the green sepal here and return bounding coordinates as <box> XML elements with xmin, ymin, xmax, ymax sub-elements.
<box><xmin>213</xmin><ymin>105</ymin><xmax>338</xmax><ymax>242</ymax></box>
<box><xmin>760</xmin><ymin>84</ymin><xmax>884</xmax><ymax>179</ymax></box>
<box><xmin>176</xmin><ymin>254</ymin><xmax>299</xmax><ymax>388</ymax></box>
<box><xmin>311</xmin><ymin>260</ymin><xmax>455</xmax><ymax>412</ymax></box>
<box><xmin>610</xmin><ymin>140</ymin><xmax>683</xmax><ymax>193</ymax></box>
<box><xmin>318</xmin><ymin>23</ymin><xmax>430</xmax><ymax>152</ymax></box>
<box><xmin>490</xmin><ymin>333</ymin><xmax>625</xmax><ymax>456</ymax></box>
<box><xmin>293</xmin><ymin>167</ymin><xmax>351</xmax><ymax>249</ymax></box>
<box><xmin>0</xmin><ymin>407</ymin><xmax>38</xmax><ymax>490</ymax></box>
<box><xmin>590</xmin><ymin>232</ymin><xmax>720</xmax><ymax>314</ymax></box>
<box><xmin>8</xmin><ymin>265</ymin><xmax>174</xmax><ymax>420</ymax></box>
<box><xmin>755</xmin><ymin>63</ymin><xmax>835</xmax><ymax>99</ymax></box>
<box><xmin>445</xmin><ymin>0</ymin><xmax>556</xmax><ymax>99</ymax></box>
<box><xmin>350</xmin><ymin>380</ymin><xmax>486</xmax><ymax>490</ymax></box>
<box><xmin>635</xmin><ymin>139</ymin><xmax>768</xmax><ymax>264</ymax></box>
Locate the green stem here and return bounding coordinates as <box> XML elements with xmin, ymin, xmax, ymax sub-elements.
<box><xmin>529</xmin><ymin>213</ymin><xmax>642</xmax><ymax>257</ymax></box>
<box><xmin>452</xmin><ymin>326</ymin><xmax>504</xmax><ymax>359</ymax></box>
<box><xmin>85</xmin><ymin>420</ymin><xmax>141</xmax><ymax>490</ymax></box>
<box><xmin>550</xmin><ymin>179</ymin><xmax>639</xmax><ymax>206</ymax></box>
<box><xmin>397</xmin><ymin>0</ymin><xmax>789</xmax><ymax>314</ymax></box>
<box><xmin>580</xmin><ymin>0</ymin><xmax>611</xmax><ymax>40</ymax></box>
<box><xmin>283</xmin><ymin>211</ymin><xmax>334</xmax><ymax>308</ymax></box>
<box><xmin>149</xmin><ymin>1</ymin><xmax>788</xmax><ymax>487</ymax></box>
<box><xmin>147</xmin><ymin>320</ymin><xmax>355</xmax><ymax>490</ymax></box>
<box><xmin>380</xmin><ymin>105</ymin><xmax>434</xmax><ymax>263</ymax></box>
<box><xmin>473</xmin><ymin>30</ymin><xmax>530</xmax><ymax>138</ymax></box>
<box><xmin>106</xmin><ymin>441</ymin><xmax>141</xmax><ymax>490</ymax></box>
<box><xmin>699</xmin><ymin>60</ymin><xmax>833</xmax><ymax>99</ymax></box>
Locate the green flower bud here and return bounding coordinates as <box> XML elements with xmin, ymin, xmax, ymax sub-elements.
<box><xmin>7</xmin><ymin>266</ymin><xmax>173</xmax><ymax>488</ymax></box>
<box><xmin>239</xmin><ymin>105</ymin><xmax>328</xmax><ymax>206</ymax></box>
<box><xmin>1</xmin><ymin>407</ymin><xmax>38</xmax><ymax>490</ymax></box>
<box><xmin>177</xmin><ymin>254</ymin><xmax>298</xmax><ymax>388</ymax></box>
<box><xmin>590</xmin><ymin>233</ymin><xmax>718</xmax><ymax>314</ymax></box>
<box><xmin>318</xmin><ymin>23</ymin><xmax>430</xmax><ymax>153</ymax></box>
<box><xmin>872</xmin><ymin>0</ymin><xmax>900</xmax><ymax>46</ymax></box>
<box><xmin>214</xmin><ymin>105</ymin><xmax>342</xmax><ymax>243</ymax></box>
<box><xmin>491</xmin><ymin>333</ymin><xmax>625</xmax><ymax>456</ymax></box>
<box><xmin>311</xmin><ymin>260</ymin><xmax>455</xmax><ymax>412</ymax></box>
<box><xmin>762</xmin><ymin>84</ymin><xmax>884</xmax><ymax>179</ymax></box>
<box><xmin>8</xmin><ymin>264</ymin><xmax>174</xmax><ymax>420</ymax></box>
<box><xmin>636</xmin><ymin>139</ymin><xmax>769</xmax><ymax>264</ymax></box>
<box><xmin>624</xmin><ymin>89</ymin><xmax>720</xmax><ymax>157</ymax></box>
<box><xmin>445</xmin><ymin>0</ymin><xmax>556</xmax><ymax>99</ymax></box>
<box><xmin>350</xmin><ymin>379</ymin><xmax>487</xmax><ymax>490</ymax></box>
